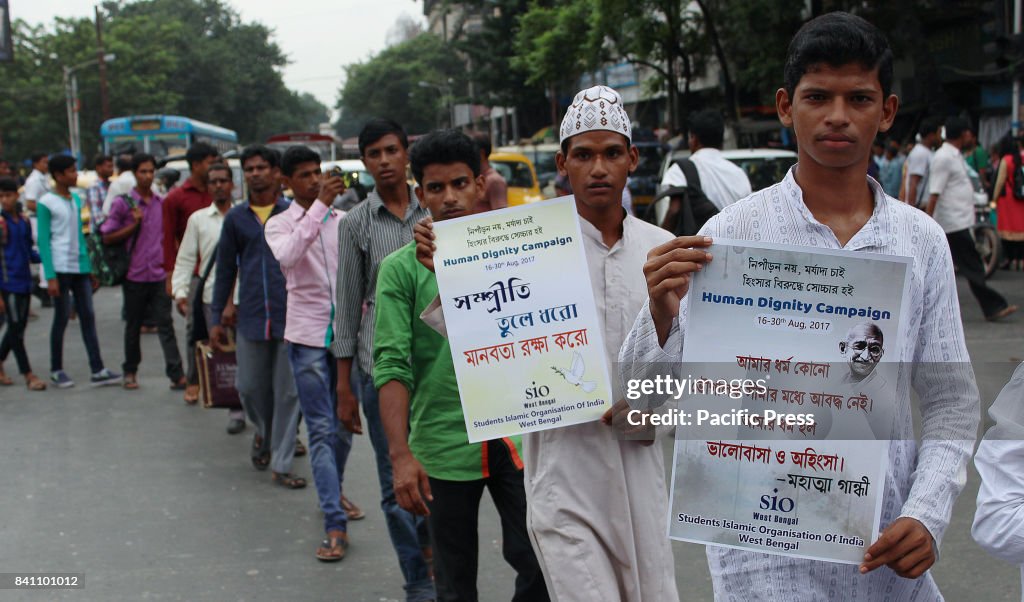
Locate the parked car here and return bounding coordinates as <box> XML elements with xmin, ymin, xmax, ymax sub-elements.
<box><xmin>649</xmin><ymin>148</ymin><xmax>798</xmax><ymax>225</ymax></box>
<box><xmin>628</xmin><ymin>141</ymin><xmax>667</xmax><ymax>213</ymax></box>
<box><xmin>497</xmin><ymin>143</ymin><xmax>559</xmax><ymax>196</ymax></box>
<box><xmin>490</xmin><ymin>152</ymin><xmax>543</xmax><ymax>206</ymax></box>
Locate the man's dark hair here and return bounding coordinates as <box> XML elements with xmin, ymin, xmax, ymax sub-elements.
<box><xmin>0</xmin><ymin>177</ymin><xmax>18</xmax><ymax>193</ymax></box>
<box><xmin>474</xmin><ymin>133</ymin><xmax>493</xmax><ymax>157</ymax></box>
<box><xmin>918</xmin><ymin>116</ymin><xmax>943</xmax><ymax>138</ymax></box>
<box><xmin>115</xmin><ymin>155</ymin><xmax>133</xmax><ymax>173</ymax></box>
<box><xmin>240</xmin><ymin>145</ymin><xmax>280</xmax><ymax>169</ymax></box>
<box><xmin>687</xmin><ymin>109</ymin><xmax>725</xmax><ymax>149</ymax></box>
<box><xmin>409</xmin><ymin>129</ymin><xmax>481</xmax><ymax>184</ymax></box>
<box><xmin>30</xmin><ymin>151</ymin><xmax>48</xmax><ymax>165</ymax></box>
<box><xmin>48</xmin><ymin>154</ymin><xmax>76</xmax><ymax>175</ymax></box>
<box><xmin>281</xmin><ymin>146</ymin><xmax>322</xmax><ymax>177</ymax></box>
<box><xmin>131</xmin><ymin>152</ymin><xmax>157</xmax><ymax>173</ymax></box>
<box><xmin>359</xmin><ymin>119</ymin><xmax>408</xmax><ymax>156</ymax></box>
<box><xmin>185</xmin><ymin>142</ymin><xmax>219</xmax><ymax>168</ymax></box>
<box><xmin>783</xmin><ymin>12</ymin><xmax>893</xmax><ymax>98</ymax></box>
<box><xmin>945</xmin><ymin>116</ymin><xmax>969</xmax><ymax>141</ymax></box>
<box><xmin>93</xmin><ymin>153</ymin><xmax>113</xmax><ymax>167</ymax></box>
<box><xmin>208</xmin><ymin>162</ymin><xmax>233</xmax><ymax>179</ymax></box>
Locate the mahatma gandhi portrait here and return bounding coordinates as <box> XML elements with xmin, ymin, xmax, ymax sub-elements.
<box><xmin>839</xmin><ymin>322</ymin><xmax>884</xmax><ymax>382</ymax></box>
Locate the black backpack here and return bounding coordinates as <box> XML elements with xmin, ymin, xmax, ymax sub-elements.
<box><xmin>667</xmin><ymin>159</ymin><xmax>719</xmax><ymax>236</ymax></box>
<box><xmin>87</xmin><ymin>194</ymin><xmax>140</xmax><ymax>287</ymax></box>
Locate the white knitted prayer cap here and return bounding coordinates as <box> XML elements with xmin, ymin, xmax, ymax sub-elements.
<box><xmin>559</xmin><ymin>85</ymin><xmax>632</xmax><ymax>145</ymax></box>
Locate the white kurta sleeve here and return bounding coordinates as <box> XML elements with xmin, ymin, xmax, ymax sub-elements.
<box><xmin>973</xmin><ymin>363</ymin><xmax>1024</xmax><ymax>566</ymax></box>
<box><xmin>901</xmin><ymin>225</ymin><xmax>981</xmax><ymax>547</ymax></box>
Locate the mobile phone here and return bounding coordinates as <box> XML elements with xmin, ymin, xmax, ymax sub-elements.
<box><xmin>328</xmin><ymin>166</ymin><xmax>356</xmax><ymax>187</ymax></box>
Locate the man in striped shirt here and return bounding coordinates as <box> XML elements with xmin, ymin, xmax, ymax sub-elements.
<box><xmin>333</xmin><ymin>119</ymin><xmax>434</xmax><ymax>599</ymax></box>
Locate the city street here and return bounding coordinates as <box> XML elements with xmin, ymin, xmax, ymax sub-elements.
<box><xmin>1</xmin><ymin>267</ymin><xmax>1022</xmax><ymax>601</ymax></box>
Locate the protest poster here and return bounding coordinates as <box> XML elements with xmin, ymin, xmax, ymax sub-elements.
<box><xmin>667</xmin><ymin>239</ymin><xmax>912</xmax><ymax>564</ymax></box>
<box><xmin>432</xmin><ymin>196</ymin><xmax>612</xmax><ymax>443</ymax></box>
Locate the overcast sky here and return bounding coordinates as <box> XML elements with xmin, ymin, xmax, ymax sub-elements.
<box><xmin>9</xmin><ymin>0</ymin><xmax>426</xmax><ymax>112</ymax></box>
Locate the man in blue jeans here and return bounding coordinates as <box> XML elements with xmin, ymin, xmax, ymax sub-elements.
<box><xmin>264</xmin><ymin>146</ymin><xmax>357</xmax><ymax>562</ymax></box>
<box><xmin>333</xmin><ymin>119</ymin><xmax>433</xmax><ymax>596</ymax></box>
<box><xmin>37</xmin><ymin>154</ymin><xmax>121</xmax><ymax>388</ymax></box>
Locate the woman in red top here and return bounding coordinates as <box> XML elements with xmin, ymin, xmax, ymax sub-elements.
<box><xmin>991</xmin><ymin>135</ymin><xmax>1024</xmax><ymax>269</ymax></box>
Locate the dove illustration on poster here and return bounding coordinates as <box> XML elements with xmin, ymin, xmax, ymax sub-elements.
<box><xmin>553</xmin><ymin>351</ymin><xmax>596</xmax><ymax>393</ymax></box>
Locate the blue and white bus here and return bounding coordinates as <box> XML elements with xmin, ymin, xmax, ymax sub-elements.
<box><xmin>100</xmin><ymin>115</ymin><xmax>238</xmax><ymax>160</ymax></box>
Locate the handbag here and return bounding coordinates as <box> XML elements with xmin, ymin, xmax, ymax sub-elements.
<box><xmin>197</xmin><ymin>329</ymin><xmax>241</xmax><ymax>410</ymax></box>
<box><xmin>189</xmin><ymin>246</ymin><xmax>218</xmax><ymax>344</ymax></box>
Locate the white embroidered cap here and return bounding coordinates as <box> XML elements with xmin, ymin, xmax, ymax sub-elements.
<box><xmin>559</xmin><ymin>85</ymin><xmax>632</xmax><ymax>145</ymax></box>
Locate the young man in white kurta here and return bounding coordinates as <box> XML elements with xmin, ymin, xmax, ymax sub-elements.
<box><xmin>525</xmin><ymin>213</ymin><xmax>677</xmax><ymax>601</ymax></box>
<box><xmin>418</xmin><ymin>86</ymin><xmax>679</xmax><ymax>601</ymax></box>
<box><xmin>620</xmin><ymin>171</ymin><xmax>977</xmax><ymax>599</ymax></box>
<box><xmin>619</xmin><ymin>14</ymin><xmax>978</xmax><ymax>601</ymax></box>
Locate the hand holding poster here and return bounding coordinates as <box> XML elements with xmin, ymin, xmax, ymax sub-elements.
<box><xmin>432</xmin><ymin>197</ymin><xmax>612</xmax><ymax>443</ymax></box>
<box><xmin>666</xmin><ymin>239</ymin><xmax>912</xmax><ymax>564</ymax></box>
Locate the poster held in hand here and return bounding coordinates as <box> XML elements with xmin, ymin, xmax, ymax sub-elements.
<box><xmin>432</xmin><ymin>196</ymin><xmax>613</xmax><ymax>442</ymax></box>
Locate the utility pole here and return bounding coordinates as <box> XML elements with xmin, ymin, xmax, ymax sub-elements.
<box><xmin>1015</xmin><ymin>0</ymin><xmax>1022</xmax><ymax>136</ymax></box>
<box><xmin>95</xmin><ymin>6</ymin><xmax>111</xmax><ymax>121</ymax></box>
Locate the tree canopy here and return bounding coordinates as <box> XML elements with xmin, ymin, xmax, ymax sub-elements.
<box><xmin>334</xmin><ymin>33</ymin><xmax>463</xmax><ymax>137</ymax></box>
<box><xmin>0</xmin><ymin>0</ymin><xmax>328</xmax><ymax>164</ymax></box>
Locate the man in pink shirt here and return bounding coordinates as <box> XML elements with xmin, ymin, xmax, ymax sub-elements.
<box><xmin>264</xmin><ymin>146</ymin><xmax>353</xmax><ymax>561</ymax></box>
<box><xmin>473</xmin><ymin>134</ymin><xmax>507</xmax><ymax>213</ymax></box>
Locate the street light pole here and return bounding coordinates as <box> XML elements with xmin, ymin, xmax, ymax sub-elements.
<box><xmin>418</xmin><ymin>79</ymin><xmax>454</xmax><ymax>129</ymax></box>
<box><xmin>62</xmin><ymin>53</ymin><xmax>116</xmax><ymax>166</ymax></box>
<box><xmin>71</xmin><ymin>73</ymin><xmax>82</xmax><ymax>162</ymax></box>
<box><xmin>62</xmin><ymin>66</ymin><xmax>76</xmax><ymax>161</ymax></box>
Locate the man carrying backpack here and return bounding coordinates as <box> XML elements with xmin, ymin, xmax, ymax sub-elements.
<box><xmin>659</xmin><ymin>109</ymin><xmax>751</xmax><ymax>234</ymax></box>
<box><xmin>101</xmin><ymin>153</ymin><xmax>186</xmax><ymax>389</ymax></box>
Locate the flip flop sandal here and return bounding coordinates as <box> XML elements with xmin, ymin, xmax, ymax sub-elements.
<box><xmin>123</xmin><ymin>376</ymin><xmax>139</xmax><ymax>390</ymax></box>
<box><xmin>271</xmin><ymin>472</ymin><xmax>307</xmax><ymax>489</ymax></box>
<box><xmin>26</xmin><ymin>376</ymin><xmax>46</xmax><ymax>391</ymax></box>
<box><xmin>251</xmin><ymin>451</ymin><xmax>270</xmax><ymax>471</ymax></box>
<box><xmin>0</xmin><ymin>372</ymin><xmax>13</xmax><ymax>386</ymax></box>
<box><xmin>315</xmin><ymin>532</ymin><xmax>348</xmax><ymax>562</ymax></box>
<box><xmin>341</xmin><ymin>495</ymin><xmax>365</xmax><ymax>520</ymax></box>
<box><xmin>295</xmin><ymin>439</ymin><xmax>307</xmax><ymax>457</ymax></box>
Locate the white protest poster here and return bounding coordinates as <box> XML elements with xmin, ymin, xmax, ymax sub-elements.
<box><xmin>432</xmin><ymin>196</ymin><xmax>612</xmax><ymax>443</ymax></box>
<box><xmin>667</xmin><ymin>239</ymin><xmax>912</xmax><ymax>564</ymax></box>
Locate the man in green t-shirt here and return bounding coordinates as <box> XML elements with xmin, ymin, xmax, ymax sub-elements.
<box><xmin>375</xmin><ymin>129</ymin><xmax>548</xmax><ymax>602</ymax></box>
<box><xmin>964</xmin><ymin>125</ymin><xmax>992</xmax><ymax>193</ymax></box>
